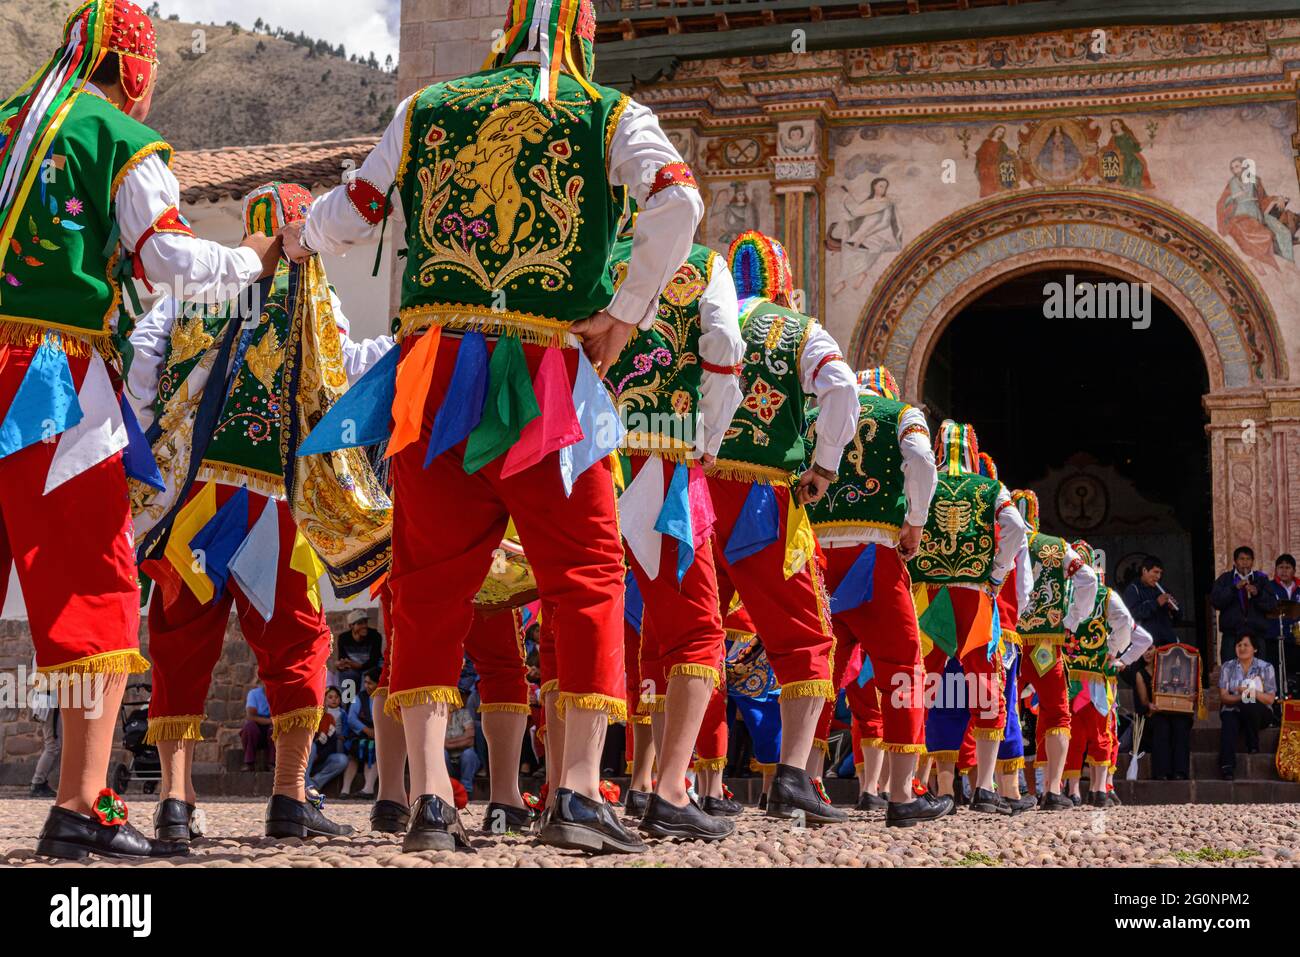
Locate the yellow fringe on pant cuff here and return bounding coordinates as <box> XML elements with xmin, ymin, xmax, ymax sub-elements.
<box><xmin>540</xmin><ymin>679</ymin><xmax>559</xmax><ymax>696</ymax></box>
<box><xmin>996</xmin><ymin>757</ymin><xmax>1025</xmax><ymax>774</ymax></box>
<box><xmin>811</xmin><ymin>738</ymin><xmax>830</xmax><ymax>755</ymax></box>
<box><xmin>37</xmin><ymin>649</ymin><xmax>150</xmax><ymax>676</ymax></box>
<box><xmin>373</xmin><ymin>685</ymin><xmax>389</xmax><ymax>700</ymax></box>
<box><xmin>928</xmin><ymin>750</ymin><xmax>959</xmax><ymax>763</ymax></box>
<box><xmin>1086</xmin><ymin>757</ymin><xmax>1111</xmax><ymax>767</ymax></box>
<box><xmin>779</xmin><ymin>679</ymin><xmax>835</xmax><ymax>701</ymax></box>
<box><xmin>958</xmin><ymin>766</ymin><xmax>974</xmax><ymax>775</ymax></box>
<box><xmin>1062</xmin><ymin>769</ymin><xmax>1083</xmax><ymax>779</ymax></box>
<box><xmin>1044</xmin><ymin>726</ymin><xmax>1071</xmax><ymax>737</ymax></box>
<box><xmin>859</xmin><ymin>736</ymin><xmax>884</xmax><ymax>751</ymax></box>
<box><xmin>478</xmin><ymin>702</ymin><xmax>530</xmax><ymax>715</ymax></box>
<box><xmin>881</xmin><ymin>741</ymin><xmax>926</xmax><ymax>754</ymax></box>
<box><xmin>384</xmin><ymin>685</ymin><xmax>463</xmax><ymax>720</ymax></box>
<box><xmin>972</xmin><ymin>727</ymin><xmax>1005</xmax><ymax>742</ymax></box>
<box><xmin>144</xmin><ymin>714</ymin><xmax>204</xmax><ymax>744</ymax></box>
<box><xmin>630</xmin><ymin>713</ymin><xmax>652</xmax><ymax>725</ymax></box>
<box><xmin>668</xmin><ymin>663</ymin><xmax>721</xmax><ymax>688</ymax></box>
<box><xmin>272</xmin><ymin>706</ymin><xmax>323</xmax><ymax>739</ymax></box>
<box><xmin>555</xmin><ymin>692</ymin><xmax>628</xmax><ymax>724</ymax></box>
<box><xmin>749</xmin><ymin>758</ymin><xmax>776</xmax><ymax>774</ymax></box>
<box><xmin>694</xmin><ymin>755</ymin><xmax>727</xmax><ymax>772</ymax></box>
<box><xmin>637</xmin><ymin>695</ymin><xmax>666</xmax><ymax>715</ymax></box>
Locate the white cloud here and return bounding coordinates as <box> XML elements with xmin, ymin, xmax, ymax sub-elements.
<box><xmin>156</xmin><ymin>0</ymin><xmax>401</xmax><ymax>63</ymax></box>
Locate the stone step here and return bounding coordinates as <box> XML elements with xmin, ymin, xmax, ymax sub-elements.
<box><xmin>1126</xmin><ymin>750</ymin><xmax>1279</xmax><ymax>779</ymax></box>
<box><xmin>1190</xmin><ymin>725</ymin><xmax>1279</xmax><ymax>751</ymax></box>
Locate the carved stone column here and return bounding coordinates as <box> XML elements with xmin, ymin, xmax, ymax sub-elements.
<box><xmin>773</xmin><ymin>115</ymin><xmax>827</xmax><ymax>318</ymax></box>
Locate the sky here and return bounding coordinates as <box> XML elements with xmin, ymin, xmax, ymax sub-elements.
<box><xmin>157</xmin><ymin>0</ymin><xmax>402</xmax><ymax>63</ymax></box>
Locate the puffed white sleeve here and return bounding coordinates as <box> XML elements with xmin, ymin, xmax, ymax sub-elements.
<box><xmin>115</xmin><ymin>155</ymin><xmax>261</xmax><ymax>305</ymax></box>
<box><xmin>896</xmin><ymin>406</ymin><xmax>936</xmax><ymax>527</ymax></box>
<box><xmin>1107</xmin><ymin>593</ymin><xmax>1148</xmax><ymax>666</ymax></box>
<box><xmin>331</xmin><ymin>290</ymin><xmax>395</xmax><ymax>384</ymax></box>
<box><xmin>798</xmin><ymin>322</ymin><xmax>857</xmax><ymax>473</ymax></box>
<box><xmin>1062</xmin><ymin>546</ymin><xmax>1100</xmax><ymax>633</ymax></box>
<box><xmin>126</xmin><ymin>295</ymin><xmax>177</xmax><ymax>434</ymax></box>
<box><xmin>1014</xmin><ymin>545</ymin><xmax>1034</xmax><ymax>619</ymax></box>
<box><xmin>606</xmin><ymin>97</ymin><xmax>704</xmax><ymax>329</ymax></box>
<box><xmin>693</xmin><ymin>255</ymin><xmax>744</xmax><ymax>457</ymax></box>
<box><xmin>991</xmin><ymin>487</ymin><xmax>1027</xmax><ymax>585</ymax></box>
<box><xmin>302</xmin><ymin>94</ymin><xmax>414</xmax><ymax>257</ymax></box>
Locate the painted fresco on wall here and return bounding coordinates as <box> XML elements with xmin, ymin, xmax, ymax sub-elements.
<box><xmin>702</xmin><ymin>178</ymin><xmax>775</xmax><ymax>252</ymax></box>
<box><xmin>821</xmin><ymin>102</ymin><xmax>1300</xmax><ymax>347</ymax></box>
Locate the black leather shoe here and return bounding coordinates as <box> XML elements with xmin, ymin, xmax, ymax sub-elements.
<box><xmin>887</xmin><ymin>792</ymin><xmax>954</xmax><ymax>827</ymax></box>
<box><xmin>969</xmin><ymin>787</ymin><xmax>1014</xmax><ymax>815</ymax></box>
<box><xmin>29</xmin><ymin>782</ymin><xmax>55</xmax><ymax>799</ymax></box>
<box><xmin>482</xmin><ymin>802</ymin><xmax>537</xmax><ymax>833</ymax></box>
<box><xmin>1069</xmin><ymin>792</ymin><xmax>1082</xmax><ymax>807</ymax></box>
<box><xmin>640</xmin><ymin>794</ymin><xmax>735</xmax><ymax>842</ymax></box>
<box><xmin>766</xmin><ymin>764</ymin><xmax>848</xmax><ymax>824</ymax></box>
<box><xmin>537</xmin><ymin>787</ymin><xmax>647</xmax><ymax>854</ymax></box>
<box><xmin>403</xmin><ymin>794</ymin><xmax>473</xmax><ymax>852</ymax></box>
<box><xmin>701</xmin><ymin>795</ymin><xmax>744</xmax><ymax>817</ymax></box>
<box><xmin>757</xmin><ymin>793</ymin><xmax>768</xmax><ymax>811</ymax></box>
<box><xmin>153</xmin><ymin>798</ymin><xmax>201</xmax><ymax>842</ymax></box>
<box><xmin>1007</xmin><ymin>794</ymin><xmax>1037</xmax><ymax>815</ymax></box>
<box><xmin>1040</xmin><ymin>791</ymin><xmax>1074</xmax><ymax>812</ymax></box>
<box><xmin>623</xmin><ymin>788</ymin><xmax>652</xmax><ymax>818</ymax></box>
<box><xmin>1088</xmin><ymin>790</ymin><xmax>1108</xmax><ymax>808</ymax></box>
<box><xmin>856</xmin><ymin>790</ymin><xmax>888</xmax><ymax>811</ymax></box>
<box><xmin>265</xmin><ymin>794</ymin><xmax>354</xmax><ymax>839</ymax></box>
<box><xmin>370</xmin><ymin>799</ymin><xmax>410</xmax><ymax>834</ymax></box>
<box><xmin>1106</xmin><ymin>790</ymin><xmax>1122</xmax><ymax>807</ymax></box>
<box><xmin>37</xmin><ymin>805</ymin><xmax>189</xmax><ymax>861</ymax></box>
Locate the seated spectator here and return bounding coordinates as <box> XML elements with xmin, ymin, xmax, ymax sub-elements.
<box><xmin>342</xmin><ymin>670</ymin><xmax>380</xmax><ymax>797</ymax></box>
<box><xmin>335</xmin><ymin>609</ymin><xmax>383</xmax><ymax>704</ymax></box>
<box><xmin>446</xmin><ymin>700</ymin><xmax>482</xmax><ymax>795</ymax></box>
<box><xmin>1130</xmin><ymin>645</ymin><xmax>1191</xmax><ymax>780</ymax></box>
<box><xmin>1210</xmin><ymin>547</ymin><xmax>1277</xmax><ymax>668</ymax></box>
<box><xmin>1218</xmin><ymin>633</ymin><xmax>1278</xmax><ymax>780</ymax></box>
<box><xmin>306</xmin><ymin>686</ymin><xmax>349</xmax><ymax>792</ymax></box>
<box><xmin>240</xmin><ymin>682</ymin><xmax>274</xmax><ymax>771</ymax></box>
<box><xmin>1123</xmin><ymin>555</ymin><xmax>1182</xmax><ymax>647</ymax></box>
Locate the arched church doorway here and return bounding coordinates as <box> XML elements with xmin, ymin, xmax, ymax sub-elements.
<box><xmin>922</xmin><ymin>266</ymin><xmax>1211</xmax><ymax>649</ymax></box>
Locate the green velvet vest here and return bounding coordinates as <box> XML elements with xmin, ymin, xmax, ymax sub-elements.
<box><xmin>1017</xmin><ymin>532</ymin><xmax>1074</xmax><ymax>644</ymax></box>
<box><xmin>396</xmin><ymin>66</ymin><xmax>628</xmax><ymax>345</ymax></box>
<box><xmin>0</xmin><ymin>92</ymin><xmax>170</xmax><ymax>350</ymax></box>
<box><xmin>805</xmin><ymin>392</ymin><xmax>910</xmax><ymax>534</ymax></box>
<box><xmin>908</xmin><ymin>472</ymin><xmax>1000</xmax><ymax>584</ymax></box>
<box><xmin>712</xmin><ymin>300</ymin><xmax>811</xmax><ymax>484</ymax></box>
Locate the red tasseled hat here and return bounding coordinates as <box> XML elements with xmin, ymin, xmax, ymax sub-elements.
<box><xmin>101</xmin><ymin>0</ymin><xmax>159</xmax><ymax>103</ymax></box>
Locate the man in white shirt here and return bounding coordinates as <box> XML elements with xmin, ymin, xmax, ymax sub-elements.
<box><xmin>282</xmin><ymin>0</ymin><xmax>700</xmax><ymax>855</ymax></box>
<box><xmin>0</xmin><ymin>0</ymin><xmax>277</xmax><ymax>862</ymax></box>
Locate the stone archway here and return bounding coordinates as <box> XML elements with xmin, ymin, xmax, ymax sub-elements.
<box><xmin>849</xmin><ymin>186</ymin><xmax>1296</xmax><ymax>573</ymax></box>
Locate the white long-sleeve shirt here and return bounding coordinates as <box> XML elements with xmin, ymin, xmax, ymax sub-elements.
<box><xmin>128</xmin><ymin>291</ymin><xmax>393</xmax><ymax>435</ymax></box>
<box><xmin>693</xmin><ymin>257</ymin><xmax>744</xmax><ymax>458</ymax></box>
<box><xmin>819</xmin><ymin>399</ymin><xmax>937</xmax><ymax>550</ymax></box>
<box><xmin>1061</xmin><ymin>544</ymin><xmax>1100</xmax><ymax>633</ymax></box>
<box><xmin>799</xmin><ymin>323</ymin><xmax>858</xmax><ymax>474</ymax></box>
<box><xmin>1103</xmin><ymin>590</ymin><xmax>1151</xmax><ymax>668</ymax></box>
<box><xmin>301</xmin><ymin>84</ymin><xmax>702</xmax><ymax>333</ymax></box>
<box><xmin>991</xmin><ymin>486</ymin><xmax>1028</xmax><ymax>587</ymax></box>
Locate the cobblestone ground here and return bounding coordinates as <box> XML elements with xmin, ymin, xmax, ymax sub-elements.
<box><xmin>2</xmin><ymin>796</ymin><xmax>1298</xmax><ymax>867</ymax></box>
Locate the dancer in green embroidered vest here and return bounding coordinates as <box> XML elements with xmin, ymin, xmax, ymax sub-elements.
<box><xmin>0</xmin><ymin>0</ymin><xmax>280</xmax><ymax>863</ymax></box>
<box><xmin>805</xmin><ymin>365</ymin><xmax>952</xmax><ymax>825</ymax></box>
<box><xmin>910</xmin><ymin>420</ymin><xmax>1027</xmax><ymax>814</ymax></box>
<box><xmin>1009</xmin><ymin>488</ymin><xmax>1098</xmax><ymax>810</ymax></box>
<box><xmin>283</xmin><ymin>0</ymin><xmax>704</xmax><ymax>855</ymax></box>
<box><xmin>126</xmin><ymin>183</ymin><xmax>393</xmax><ymax>846</ymax></box>
<box><xmin>604</xmin><ymin>212</ymin><xmax>747</xmax><ymax>839</ymax></box>
<box><xmin>1062</xmin><ymin>541</ymin><xmax>1151</xmax><ymax>806</ymax></box>
<box><xmin>703</xmin><ymin>230</ymin><xmax>859</xmax><ymax>825</ymax></box>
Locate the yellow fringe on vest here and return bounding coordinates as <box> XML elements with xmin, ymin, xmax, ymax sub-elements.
<box><xmin>668</xmin><ymin>662</ymin><xmax>721</xmax><ymax>688</ymax></box>
<box><xmin>397</xmin><ymin>304</ymin><xmax>571</xmax><ymax>349</ymax></box>
<box><xmin>555</xmin><ymin>691</ymin><xmax>628</xmax><ymax>724</ymax></box>
<box><xmin>693</xmin><ymin>755</ymin><xmax>728</xmax><ymax>772</ymax></box>
<box><xmin>704</xmin><ymin>459</ymin><xmax>796</xmax><ymax>486</ymax></box>
<box><xmin>384</xmin><ymin>685</ymin><xmax>463</xmax><ymax>721</ymax></box>
<box><xmin>37</xmin><ymin>649</ymin><xmax>150</xmax><ymax>677</ymax></box>
<box><xmin>477</xmin><ymin>702</ymin><xmax>531</xmax><ymax>715</ymax></box>
<box><xmin>144</xmin><ymin>714</ymin><xmax>204</xmax><ymax>744</ymax></box>
<box><xmin>272</xmin><ymin>706</ymin><xmax>323</xmax><ymax>739</ymax></box>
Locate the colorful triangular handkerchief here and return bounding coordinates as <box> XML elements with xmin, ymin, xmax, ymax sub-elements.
<box><xmin>425</xmin><ymin>330</ymin><xmax>489</xmax><ymax>467</ymax></box>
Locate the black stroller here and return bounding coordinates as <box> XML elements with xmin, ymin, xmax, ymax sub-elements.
<box><xmin>109</xmin><ymin>681</ymin><xmax>160</xmax><ymax>794</ymax></box>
